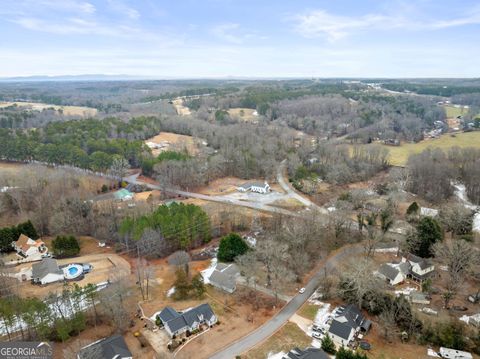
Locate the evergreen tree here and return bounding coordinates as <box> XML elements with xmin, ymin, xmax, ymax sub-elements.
<box><xmin>321</xmin><ymin>333</ymin><xmax>336</xmax><ymax>354</ymax></box>
<box><xmin>217</xmin><ymin>233</ymin><xmax>249</xmax><ymax>262</ymax></box>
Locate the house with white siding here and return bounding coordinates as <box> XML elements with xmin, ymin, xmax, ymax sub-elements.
<box><xmin>237</xmin><ymin>181</ymin><xmax>270</xmax><ymax>194</ymax></box>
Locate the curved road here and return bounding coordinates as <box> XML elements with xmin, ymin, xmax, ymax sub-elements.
<box><xmin>277</xmin><ymin>160</ymin><xmax>328</xmax><ymax>214</ymax></box>
<box><xmin>209</xmin><ymin>245</ymin><xmax>363</xmax><ymax>359</ymax></box>
<box><xmin>126</xmin><ymin>173</ymin><xmax>299</xmax><ymax>217</ymax></box>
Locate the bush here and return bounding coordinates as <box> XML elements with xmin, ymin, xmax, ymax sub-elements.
<box><xmin>101</xmin><ymin>184</ymin><xmax>108</xmax><ymax>193</ymax></box>
<box><xmin>217</xmin><ymin>233</ymin><xmax>249</xmax><ymax>262</ymax></box>
<box><xmin>52</xmin><ymin>235</ymin><xmax>80</xmax><ymax>258</ymax></box>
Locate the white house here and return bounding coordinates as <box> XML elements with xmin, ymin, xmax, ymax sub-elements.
<box><xmin>402</xmin><ymin>253</ymin><xmax>435</xmax><ymax>282</ymax></box>
<box><xmin>327</xmin><ymin>305</ymin><xmax>371</xmax><ymax>348</ymax></box>
<box><xmin>158</xmin><ymin>303</ymin><xmax>217</xmax><ymax>338</ymax></box>
<box><xmin>377</xmin><ymin>264</ymin><xmax>405</xmax><ymax>286</ymax></box>
<box><xmin>31</xmin><ymin>258</ymin><xmax>64</xmax><ymax>285</ymax></box>
<box><xmin>237</xmin><ymin>181</ymin><xmax>270</xmax><ymax>194</ymax></box>
<box><xmin>439</xmin><ymin>347</ymin><xmax>473</xmax><ymax>359</ymax></box>
<box><xmin>205</xmin><ymin>263</ymin><xmax>240</xmax><ymax>293</ymax></box>
<box><xmin>12</xmin><ymin>234</ymin><xmax>48</xmax><ymax>258</ymax></box>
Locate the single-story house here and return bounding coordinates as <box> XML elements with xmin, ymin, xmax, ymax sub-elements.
<box><xmin>12</xmin><ymin>234</ymin><xmax>47</xmax><ymax>258</ymax></box>
<box><xmin>401</xmin><ymin>253</ymin><xmax>435</xmax><ymax>282</ymax></box>
<box><xmin>77</xmin><ymin>335</ymin><xmax>132</xmax><ymax>359</ymax></box>
<box><xmin>439</xmin><ymin>347</ymin><xmax>473</xmax><ymax>359</ymax></box>
<box><xmin>377</xmin><ymin>264</ymin><xmax>405</xmax><ymax>286</ymax></box>
<box><xmin>328</xmin><ymin>304</ymin><xmax>371</xmax><ymax>348</ymax></box>
<box><xmin>206</xmin><ymin>263</ymin><xmax>240</xmax><ymax>293</ymax></box>
<box><xmin>283</xmin><ymin>347</ymin><xmax>330</xmax><ymax>359</ymax></box>
<box><xmin>237</xmin><ymin>181</ymin><xmax>270</xmax><ymax>194</ymax></box>
<box><xmin>31</xmin><ymin>258</ymin><xmax>64</xmax><ymax>285</ymax></box>
<box><xmin>158</xmin><ymin>303</ymin><xmax>217</xmax><ymax>337</ymax></box>
<box><xmin>409</xmin><ymin>291</ymin><xmax>431</xmax><ymax>305</ymax></box>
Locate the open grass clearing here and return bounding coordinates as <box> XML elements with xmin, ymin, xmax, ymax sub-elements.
<box><xmin>228</xmin><ymin>107</ymin><xmax>258</xmax><ymax>122</ymax></box>
<box><xmin>297</xmin><ymin>303</ymin><xmax>319</xmax><ymax>321</ymax></box>
<box><xmin>0</xmin><ymin>101</ymin><xmax>97</xmax><ymax>117</ymax></box>
<box><xmin>443</xmin><ymin>105</ymin><xmax>468</xmax><ymax>118</ymax></box>
<box><xmin>243</xmin><ymin>322</ymin><xmax>311</xmax><ymax>359</ymax></box>
<box><xmin>352</xmin><ymin>131</ymin><xmax>480</xmax><ymax>166</ymax></box>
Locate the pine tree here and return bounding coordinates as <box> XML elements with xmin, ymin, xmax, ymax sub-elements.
<box><xmin>321</xmin><ymin>333</ymin><xmax>336</xmax><ymax>354</ymax></box>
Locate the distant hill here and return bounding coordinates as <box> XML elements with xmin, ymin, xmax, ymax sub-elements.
<box><xmin>0</xmin><ymin>74</ymin><xmax>150</xmax><ymax>82</ymax></box>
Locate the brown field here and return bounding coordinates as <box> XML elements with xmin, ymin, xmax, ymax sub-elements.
<box><xmin>228</xmin><ymin>107</ymin><xmax>259</xmax><ymax>122</ymax></box>
<box><xmin>172</xmin><ymin>98</ymin><xmax>192</xmax><ymax>116</ymax></box>
<box><xmin>243</xmin><ymin>322</ymin><xmax>311</xmax><ymax>359</ymax></box>
<box><xmin>197</xmin><ymin>177</ymin><xmax>284</xmax><ymax>196</ymax></box>
<box><xmin>16</xmin><ymin>252</ymin><xmax>131</xmax><ymax>298</ymax></box>
<box><xmin>145</xmin><ymin>131</ymin><xmax>203</xmax><ymax>156</ymax></box>
<box><xmin>0</xmin><ymin>101</ymin><xmax>97</xmax><ymax>117</ymax></box>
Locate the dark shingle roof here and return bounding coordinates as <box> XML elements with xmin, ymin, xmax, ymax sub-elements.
<box><xmin>283</xmin><ymin>347</ymin><xmax>330</xmax><ymax>359</ymax></box>
<box><xmin>164</xmin><ymin>303</ymin><xmax>215</xmax><ymax>334</ymax></box>
<box><xmin>78</xmin><ymin>335</ymin><xmax>132</xmax><ymax>359</ymax></box>
<box><xmin>378</xmin><ymin>264</ymin><xmax>400</xmax><ymax>281</ymax></box>
<box><xmin>328</xmin><ymin>320</ymin><xmax>354</xmax><ymax>340</ymax></box>
<box><xmin>158</xmin><ymin>306</ymin><xmax>180</xmax><ymax>324</ymax></box>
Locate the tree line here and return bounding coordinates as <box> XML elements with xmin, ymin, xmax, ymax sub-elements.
<box><xmin>120</xmin><ymin>202</ymin><xmax>211</xmax><ymax>257</ymax></box>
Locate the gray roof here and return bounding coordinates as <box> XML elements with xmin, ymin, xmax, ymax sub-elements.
<box><xmin>398</xmin><ymin>262</ymin><xmax>411</xmax><ymax>275</ymax></box>
<box><xmin>209</xmin><ymin>270</ymin><xmax>236</xmax><ymax>292</ymax></box>
<box><xmin>336</xmin><ymin>304</ymin><xmax>365</xmax><ymax>328</ymax></box>
<box><xmin>239</xmin><ymin>181</ymin><xmax>268</xmax><ymax>189</ymax></box>
<box><xmin>78</xmin><ymin>335</ymin><xmax>132</xmax><ymax>359</ymax></box>
<box><xmin>283</xmin><ymin>347</ymin><xmax>329</xmax><ymax>359</ymax></box>
<box><xmin>328</xmin><ymin>320</ymin><xmax>354</xmax><ymax>340</ymax></box>
<box><xmin>209</xmin><ymin>263</ymin><xmax>239</xmax><ymax>292</ymax></box>
<box><xmin>31</xmin><ymin>258</ymin><xmax>62</xmax><ymax>279</ymax></box>
<box><xmin>405</xmin><ymin>253</ymin><xmax>432</xmax><ymax>270</ymax></box>
<box><xmin>164</xmin><ymin>303</ymin><xmax>215</xmax><ymax>334</ymax></box>
<box><xmin>378</xmin><ymin>264</ymin><xmax>400</xmax><ymax>281</ymax></box>
<box><xmin>158</xmin><ymin>306</ymin><xmax>180</xmax><ymax>324</ymax></box>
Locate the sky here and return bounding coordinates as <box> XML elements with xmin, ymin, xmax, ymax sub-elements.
<box><xmin>0</xmin><ymin>0</ymin><xmax>479</xmax><ymax>78</ymax></box>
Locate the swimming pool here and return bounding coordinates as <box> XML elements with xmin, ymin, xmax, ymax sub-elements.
<box><xmin>63</xmin><ymin>264</ymin><xmax>84</xmax><ymax>280</ymax></box>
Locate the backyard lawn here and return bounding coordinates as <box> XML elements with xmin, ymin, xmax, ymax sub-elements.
<box><xmin>244</xmin><ymin>322</ymin><xmax>311</xmax><ymax>359</ymax></box>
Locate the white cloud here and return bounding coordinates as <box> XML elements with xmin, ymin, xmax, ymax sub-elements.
<box><xmin>107</xmin><ymin>0</ymin><xmax>140</xmax><ymax>20</ymax></box>
<box><xmin>211</xmin><ymin>23</ymin><xmax>267</xmax><ymax>44</ymax></box>
<box><xmin>211</xmin><ymin>23</ymin><xmax>244</xmax><ymax>44</ymax></box>
<box><xmin>294</xmin><ymin>7</ymin><xmax>480</xmax><ymax>41</ymax></box>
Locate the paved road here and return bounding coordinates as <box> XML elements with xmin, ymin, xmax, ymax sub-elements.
<box><xmin>277</xmin><ymin>160</ymin><xmax>328</xmax><ymax>215</ymax></box>
<box><xmin>126</xmin><ymin>173</ymin><xmax>299</xmax><ymax>217</ymax></box>
<box><xmin>209</xmin><ymin>245</ymin><xmax>363</xmax><ymax>359</ymax></box>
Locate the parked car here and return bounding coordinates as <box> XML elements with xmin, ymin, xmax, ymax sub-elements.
<box><xmin>299</xmin><ymin>287</ymin><xmax>306</xmax><ymax>294</ymax></box>
<box><xmin>312</xmin><ymin>324</ymin><xmax>321</xmax><ymax>331</ymax></box>
<box><xmin>312</xmin><ymin>331</ymin><xmax>323</xmax><ymax>339</ymax></box>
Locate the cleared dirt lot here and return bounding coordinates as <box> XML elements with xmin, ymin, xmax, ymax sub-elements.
<box><xmin>145</xmin><ymin>131</ymin><xmax>204</xmax><ymax>156</ymax></box>
<box><xmin>0</xmin><ymin>101</ymin><xmax>97</xmax><ymax>117</ymax></box>
<box><xmin>228</xmin><ymin>107</ymin><xmax>259</xmax><ymax>122</ymax></box>
<box><xmin>16</xmin><ymin>253</ymin><xmax>131</xmax><ymax>298</ymax></box>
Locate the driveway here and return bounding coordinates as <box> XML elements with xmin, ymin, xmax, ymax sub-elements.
<box><xmin>276</xmin><ymin>160</ymin><xmax>328</xmax><ymax>214</ymax></box>
<box><xmin>209</xmin><ymin>244</ymin><xmax>364</xmax><ymax>359</ymax></box>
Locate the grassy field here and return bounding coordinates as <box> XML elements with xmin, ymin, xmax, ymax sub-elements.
<box><xmin>228</xmin><ymin>107</ymin><xmax>258</xmax><ymax>122</ymax></box>
<box><xmin>443</xmin><ymin>105</ymin><xmax>468</xmax><ymax>118</ymax></box>
<box><xmin>0</xmin><ymin>101</ymin><xmax>97</xmax><ymax>117</ymax></box>
<box><xmin>377</xmin><ymin>131</ymin><xmax>480</xmax><ymax>166</ymax></box>
<box><xmin>244</xmin><ymin>322</ymin><xmax>311</xmax><ymax>359</ymax></box>
<box><xmin>297</xmin><ymin>303</ymin><xmax>319</xmax><ymax>321</ymax></box>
